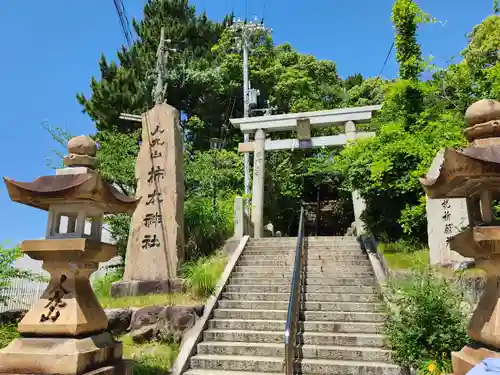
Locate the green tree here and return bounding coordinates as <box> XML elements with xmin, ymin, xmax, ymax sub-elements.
<box><xmin>333</xmin><ymin>0</ymin><xmax>466</xmax><ymax>243</ymax></box>
<box><xmin>0</xmin><ymin>245</ymin><xmax>37</xmax><ymax>306</ymax></box>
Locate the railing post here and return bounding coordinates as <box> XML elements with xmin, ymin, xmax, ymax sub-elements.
<box><xmin>234</xmin><ymin>196</ymin><xmax>244</xmax><ymax>239</ymax></box>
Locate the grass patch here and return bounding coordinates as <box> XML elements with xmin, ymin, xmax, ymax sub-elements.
<box><xmin>99</xmin><ymin>292</ymin><xmax>203</xmax><ymax>309</ymax></box>
<box><xmin>379</xmin><ymin>242</ymin><xmax>429</xmax><ymax>271</ymax></box>
<box><xmin>182</xmin><ymin>252</ymin><xmax>228</xmax><ymax>298</ymax></box>
<box><xmin>0</xmin><ymin>325</ymin><xmax>178</xmax><ymax>375</ymax></box>
<box><xmin>0</xmin><ymin>324</ymin><xmax>19</xmax><ymax>349</ymax></box>
<box><xmin>120</xmin><ymin>334</ymin><xmax>179</xmax><ymax>375</ymax></box>
<box><xmin>92</xmin><ymin>267</ymin><xmax>203</xmax><ymax>309</ymax></box>
<box><xmin>92</xmin><ymin>269</ymin><xmax>124</xmax><ymax>302</ymax></box>
<box><xmin>92</xmin><ymin>253</ymin><xmax>228</xmax><ymax>308</ymax></box>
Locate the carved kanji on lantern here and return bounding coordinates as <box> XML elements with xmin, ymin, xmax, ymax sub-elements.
<box><xmin>420</xmin><ymin>99</ymin><xmax>500</xmax><ymax>375</ymax></box>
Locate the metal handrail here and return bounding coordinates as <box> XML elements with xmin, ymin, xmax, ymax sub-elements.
<box><xmin>284</xmin><ymin>205</ymin><xmax>306</xmax><ymax>375</ymax></box>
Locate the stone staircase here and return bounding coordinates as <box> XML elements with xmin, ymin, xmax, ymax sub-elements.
<box><xmin>184</xmin><ymin>236</ymin><xmax>403</xmax><ymax>375</ymax></box>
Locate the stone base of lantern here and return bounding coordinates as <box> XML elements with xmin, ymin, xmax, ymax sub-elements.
<box><xmin>111</xmin><ymin>278</ymin><xmax>184</xmax><ymax>297</ymax></box>
<box><xmin>452</xmin><ymin>344</ymin><xmax>500</xmax><ymax>375</ymax></box>
<box><xmin>0</xmin><ymin>332</ymin><xmax>131</xmax><ymax>375</ymax></box>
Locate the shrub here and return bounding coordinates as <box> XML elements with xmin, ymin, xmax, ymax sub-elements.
<box><xmin>184</xmin><ymin>197</ymin><xmax>233</xmax><ymax>260</ymax></box>
<box><xmin>384</xmin><ymin>269</ymin><xmax>470</xmax><ymax>370</ymax></box>
<box><xmin>182</xmin><ymin>253</ymin><xmax>227</xmax><ymax>298</ymax></box>
<box><xmin>419</xmin><ymin>355</ymin><xmax>452</xmax><ymax>375</ymax></box>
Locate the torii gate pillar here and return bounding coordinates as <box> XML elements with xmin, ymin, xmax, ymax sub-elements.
<box><xmin>231</xmin><ymin>105</ymin><xmax>381</xmax><ymax>238</ymax></box>
<box><xmin>346</xmin><ymin>121</ymin><xmax>367</xmax><ymax>235</ymax></box>
<box><xmin>251</xmin><ymin>129</ymin><xmax>266</xmax><ymax>238</ymax></box>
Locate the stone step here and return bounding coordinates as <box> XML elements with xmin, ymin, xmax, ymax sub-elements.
<box><xmin>227</xmin><ymin>276</ymin><xmax>376</xmax><ymax>286</ymax></box>
<box><xmin>213</xmin><ymin>309</ymin><xmax>386</xmax><ymax>322</ymax></box>
<box><xmin>224</xmin><ymin>284</ymin><xmax>377</xmax><ymax>294</ymax></box>
<box><xmin>185</xmin><ymin>369</ymin><xmax>279</xmax><ymax>375</ymax></box>
<box><xmin>247</xmin><ymin>239</ymin><xmax>358</xmax><ymax>246</ymax></box>
<box><xmin>234</xmin><ymin>265</ymin><xmax>373</xmax><ymax>272</ymax></box>
<box><xmin>221</xmin><ymin>292</ymin><xmax>380</xmax><ymax>303</ymax></box>
<box><xmin>237</xmin><ymin>259</ymin><xmax>371</xmax><ymax>266</ymax></box>
<box><xmin>197</xmin><ymin>341</ymin><xmax>394</xmax><ymax>362</ymax></box>
<box><xmin>226</xmin><ymin>277</ymin><xmax>292</xmax><ymax>285</ymax></box>
<box><xmin>238</xmin><ymin>255</ymin><xmax>370</xmax><ymax>263</ymax></box>
<box><xmin>244</xmin><ymin>246</ymin><xmax>361</xmax><ymax>252</ymax></box>
<box><xmin>305</xmin><ymin>277</ymin><xmax>376</xmax><ymax>286</ymax></box>
<box><xmin>248</xmin><ymin>238</ymin><xmax>358</xmax><ymax>244</ymax></box>
<box><xmin>248</xmin><ymin>236</ymin><xmax>358</xmax><ymax>243</ymax></box>
<box><xmin>203</xmin><ymin>329</ymin><xmax>386</xmax><ymax>347</ymax></box>
<box><xmin>242</xmin><ymin>250</ymin><xmax>363</xmax><ymax>256</ymax></box>
<box><xmin>217</xmin><ymin>300</ymin><xmax>383</xmax><ymax>312</ymax></box>
<box><xmin>208</xmin><ymin>319</ymin><xmax>383</xmax><ymax>333</ymax></box>
<box><xmin>230</xmin><ymin>271</ymin><xmax>374</xmax><ymax>278</ymax></box>
<box><xmin>190</xmin><ymin>354</ymin><xmax>402</xmax><ymax>375</ymax></box>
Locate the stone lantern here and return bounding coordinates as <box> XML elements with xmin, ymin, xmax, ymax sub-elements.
<box><xmin>0</xmin><ymin>136</ymin><xmax>138</xmax><ymax>375</ymax></box>
<box><xmin>420</xmin><ymin>99</ymin><xmax>500</xmax><ymax>375</ymax></box>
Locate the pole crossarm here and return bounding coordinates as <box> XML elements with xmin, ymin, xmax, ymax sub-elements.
<box><xmin>238</xmin><ymin>132</ymin><xmax>376</xmax><ymax>153</ymax></box>
<box><xmin>119</xmin><ymin>113</ymin><xmax>142</xmax><ymax>123</ymax></box>
<box><xmin>230</xmin><ymin>105</ymin><xmax>382</xmax><ymax>134</ymax></box>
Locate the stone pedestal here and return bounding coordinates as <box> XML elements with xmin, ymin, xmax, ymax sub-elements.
<box><xmin>452</xmin><ymin>344</ymin><xmax>500</xmax><ymax>375</ymax></box>
<box><xmin>114</xmin><ymin>103</ymin><xmax>185</xmax><ymax>297</ymax></box>
<box><xmin>450</xmin><ymin>229</ymin><xmax>500</xmax><ymax>375</ymax></box>
<box><xmin>0</xmin><ymin>333</ymin><xmax>131</xmax><ymax>375</ymax></box>
<box><xmin>0</xmin><ymin>240</ymin><xmax>130</xmax><ymax>375</ymax></box>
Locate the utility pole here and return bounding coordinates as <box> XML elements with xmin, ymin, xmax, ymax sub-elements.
<box><xmin>230</xmin><ymin>18</ymin><xmax>272</xmax><ymax>211</ymax></box>
<box><xmin>153</xmin><ymin>27</ymin><xmax>178</xmax><ymax>105</ymax></box>
<box><xmin>119</xmin><ymin>26</ymin><xmax>178</xmax><ymax>124</ymax></box>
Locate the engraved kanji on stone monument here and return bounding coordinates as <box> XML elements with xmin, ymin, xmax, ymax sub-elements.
<box><xmin>113</xmin><ymin>103</ymin><xmax>185</xmax><ymax>297</ymax></box>
<box><xmin>426</xmin><ymin>195</ymin><xmax>470</xmax><ymax>266</ymax></box>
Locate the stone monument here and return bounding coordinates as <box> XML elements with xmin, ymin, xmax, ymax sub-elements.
<box><xmin>420</xmin><ymin>99</ymin><xmax>500</xmax><ymax>375</ymax></box>
<box><xmin>0</xmin><ymin>135</ymin><xmax>138</xmax><ymax>375</ymax></box>
<box><xmin>426</xmin><ymin>196</ymin><xmax>471</xmax><ymax>266</ymax></box>
<box><xmin>112</xmin><ymin>103</ymin><xmax>185</xmax><ymax>297</ymax></box>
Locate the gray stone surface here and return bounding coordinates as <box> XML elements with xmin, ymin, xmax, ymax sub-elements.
<box><xmin>131</xmin><ymin>325</ymin><xmax>157</xmax><ymax>344</ymax></box>
<box><xmin>129</xmin><ymin>306</ymin><xmax>164</xmax><ymax>330</ymax></box>
<box><xmin>122</xmin><ymin>103</ymin><xmax>185</xmax><ymax>294</ymax></box>
<box><xmin>182</xmin><ymin>237</ymin><xmax>404</xmax><ymax>375</ymax></box>
<box><xmin>426</xmin><ymin>196</ymin><xmax>471</xmax><ymax>266</ymax></box>
<box><xmin>111</xmin><ymin>278</ymin><xmax>183</xmax><ymax>298</ymax></box>
<box><xmin>105</xmin><ymin>308</ymin><xmax>132</xmax><ymax>334</ymax></box>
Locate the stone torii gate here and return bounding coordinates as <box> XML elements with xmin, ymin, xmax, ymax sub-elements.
<box><xmin>230</xmin><ymin>105</ymin><xmax>382</xmax><ymax>238</ymax></box>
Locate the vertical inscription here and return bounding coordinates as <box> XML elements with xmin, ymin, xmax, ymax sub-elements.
<box><xmin>141</xmin><ymin>121</ymin><xmax>166</xmax><ymax>249</ymax></box>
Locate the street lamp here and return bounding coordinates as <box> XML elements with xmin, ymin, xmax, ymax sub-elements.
<box><xmin>210</xmin><ymin>137</ymin><xmax>224</xmax><ymax>214</ymax></box>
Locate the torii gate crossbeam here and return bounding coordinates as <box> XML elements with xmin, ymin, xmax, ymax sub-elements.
<box><xmin>230</xmin><ymin>105</ymin><xmax>381</xmax><ymax>238</ymax></box>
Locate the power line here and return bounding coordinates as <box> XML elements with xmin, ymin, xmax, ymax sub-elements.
<box><xmin>376</xmin><ymin>41</ymin><xmax>395</xmax><ymax>82</ymax></box>
<box><xmin>112</xmin><ymin>0</ymin><xmax>134</xmax><ymax>47</ymax></box>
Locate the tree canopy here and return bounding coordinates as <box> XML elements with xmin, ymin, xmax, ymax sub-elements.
<box><xmin>67</xmin><ymin>0</ymin><xmax>500</xmax><ymax>256</ymax></box>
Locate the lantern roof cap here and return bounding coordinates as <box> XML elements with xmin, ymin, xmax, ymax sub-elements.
<box><xmin>3</xmin><ymin>172</ymin><xmax>138</xmax><ymax>213</ymax></box>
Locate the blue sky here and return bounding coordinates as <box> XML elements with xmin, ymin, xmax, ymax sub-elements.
<box><xmin>0</xmin><ymin>0</ymin><xmax>494</xmax><ymax>246</ymax></box>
